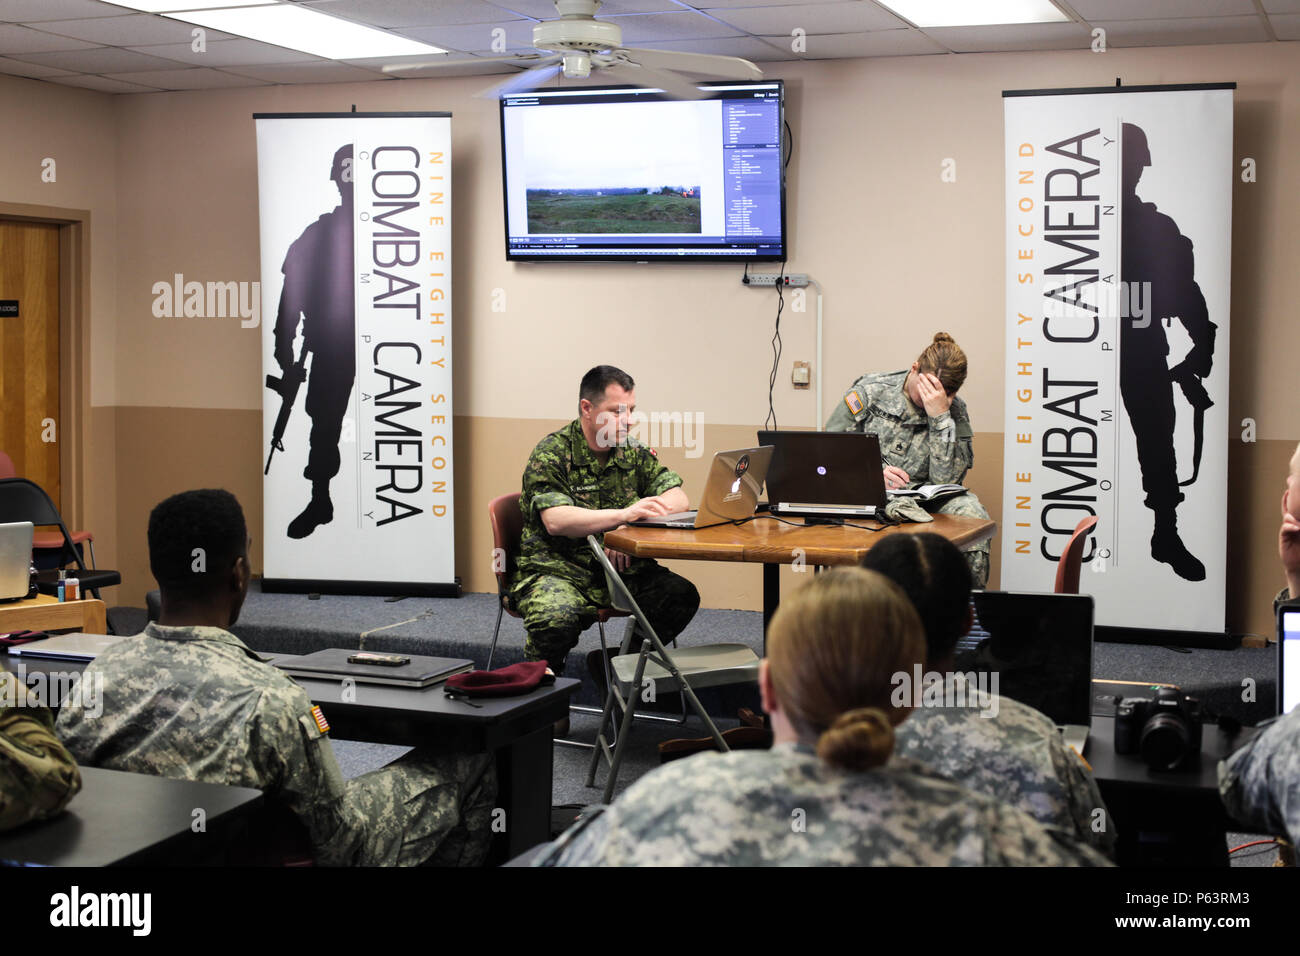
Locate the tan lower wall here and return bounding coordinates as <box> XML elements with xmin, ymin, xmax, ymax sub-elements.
<box><xmin>104</xmin><ymin>407</ymin><xmax>1286</xmax><ymax>643</ymax></box>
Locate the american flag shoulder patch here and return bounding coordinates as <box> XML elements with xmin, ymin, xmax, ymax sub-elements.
<box><xmin>844</xmin><ymin>391</ymin><xmax>864</xmax><ymax>416</ymax></box>
<box><xmin>311</xmin><ymin>706</ymin><xmax>330</xmax><ymax>734</ymax></box>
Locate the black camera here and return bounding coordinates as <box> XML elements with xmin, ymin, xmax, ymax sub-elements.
<box><xmin>1114</xmin><ymin>688</ymin><xmax>1203</xmax><ymax>770</ymax></box>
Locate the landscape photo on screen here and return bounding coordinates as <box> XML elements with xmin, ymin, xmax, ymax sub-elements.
<box><xmin>521</xmin><ymin>101</ymin><xmax>706</xmax><ymax>234</ymax></box>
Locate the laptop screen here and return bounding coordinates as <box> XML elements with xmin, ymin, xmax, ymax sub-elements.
<box><xmin>953</xmin><ymin>591</ymin><xmax>1094</xmax><ymax>726</ymax></box>
<box><xmin>1280</xmin><ymin>607</ymin><xmax>1300</xmax><ymax>715</ymax></box>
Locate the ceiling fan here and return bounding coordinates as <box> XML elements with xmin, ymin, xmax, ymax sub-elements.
<box><xmin>382</xmin><ymin>0</ymin><xmax>763</xmax><ymax>99</ymax></box>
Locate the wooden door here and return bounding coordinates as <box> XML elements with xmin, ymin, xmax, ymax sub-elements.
<box><xmin>0</xmin><ymin>220</ymin><xmax>61</xmax><ymax>509</ymax></box>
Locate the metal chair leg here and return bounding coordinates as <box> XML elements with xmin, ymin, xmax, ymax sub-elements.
<box><xmin>486</xmin><ymin>602</ymin><xmax>504</xmax><ymax>670</ymax></box>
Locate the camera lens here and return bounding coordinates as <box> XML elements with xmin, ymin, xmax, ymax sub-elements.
<box><xmin>1140</xmin><ymin>713</ymin><xmax>1190</xmax><ymax>770</ymax></box>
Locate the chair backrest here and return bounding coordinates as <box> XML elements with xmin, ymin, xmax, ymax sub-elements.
<box><xmin>0</xmin><ymin>478</ymin><xmax>81</xmax><ymax>569</ymax></box>
<box><xmin>1055</xmin><ymin>514</ymin><xmax>1099</xmax><ymax>594</ymax></box>
<box><xmin>0</xmin><ymin>451</ymin><xmax>15</xmax><ymax>479</ymax></box>
<box><xmin>587</xmin><ymin>535</ymin><xmax>653</xmax><ymax>625</ymax></box>
<box><xmin>488</xmin><ymin>493</ymin><xmax>524</xmax><ymax>595</ymax></box>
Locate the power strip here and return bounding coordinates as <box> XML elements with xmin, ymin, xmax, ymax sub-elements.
<box><xmin>743</xmin><ymin>272</ymin><xmax>810</xmax><ymax>288</ymax></box>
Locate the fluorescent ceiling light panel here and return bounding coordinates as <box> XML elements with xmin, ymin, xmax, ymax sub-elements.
<box><xmin>103</xmin><ymin>1</ymin><xmax>275</xmax><ymax>11</ymax></box>
<box><xmin>162</xmin><ymin>5</ymin><xmax>447</xmax><ymax>59</ymax></box>
<box><xmin>877</xmin><ymin>0</ymin><xmax>1068</xmax><ymax>27</ymax></box>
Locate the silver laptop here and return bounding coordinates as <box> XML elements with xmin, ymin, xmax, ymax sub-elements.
<box><xmin>632</xmin><ymin>446</ymin><xmax>774</xmax><ymax>529</ymax></box>
<box><xmin>0</xmin><ymin>521</ymin><xmax>34</xmax><ymax>603</ymax></box>
<box><xmin>1279</xmin><ymin>604</ymin><xmax>1300</xmax><ymax>716</ymax></box>
<box><xmin>8</xmin><ymin>631</ymin><xmax>125</xmax><ymax>660</ymax></box>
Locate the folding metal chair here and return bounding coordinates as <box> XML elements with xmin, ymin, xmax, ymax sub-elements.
<box><xmin>584</xmin><ymin>535</ymin><xmax>759</xmax><ymax>803</ymax></box>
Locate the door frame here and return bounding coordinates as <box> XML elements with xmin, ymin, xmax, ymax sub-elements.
<box><xmin>0</xmin><ymin>202</ymin><xmax>92</xmax><ymax>532</ymax></box>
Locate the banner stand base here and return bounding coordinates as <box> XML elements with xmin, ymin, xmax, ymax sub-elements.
<box><xmin>1095</xmin><ymin>625</ymin><xmax>1234</xmax><ymax>651</ymax></box>
<box><xmin>261</xmin><ymin>577</ymin><xmax>462</xmax><ymax>599</ymax></box>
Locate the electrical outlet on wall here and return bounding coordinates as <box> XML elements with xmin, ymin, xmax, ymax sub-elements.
<box><xmin>792</xmin><ymin>361</ymin><xmax>811</xmax><ymax>389</ymax></box>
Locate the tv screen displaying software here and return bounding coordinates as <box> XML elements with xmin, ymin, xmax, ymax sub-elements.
<box><xmin>500</xmin><ymin>81</ymin><xmax>785</xmax><ymax>261</ymax></box>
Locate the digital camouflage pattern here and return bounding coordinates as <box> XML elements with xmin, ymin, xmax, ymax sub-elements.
<box><xmin>894</xmin><ymin>692</ymin><xmax>1116</xmax><ymax>857</ymax></box>
<box><xmin>1218</xmin><ymin>706</ymin><xmax>1300</xmax><ymax>845</ymax></box>
<box><xmin>825</xmin><ymin>369</ymin><xmax>990</xmax><ymax>586</ymax></box>
<box><xmin>55</xmin><ymin>624</ymin><xmax>495</xmax><ymax>866</ymax></box>
<box><xmin>536</xmin><ymin>744</ymin><xmax>1112</xmax><ymax>866</ymax></box>
<box><xmin>513</xmin><ymin>418</ymin><xmax>698</xmax><ymax>669</ymax></box>
<box><xmin>0</xmin><ymin>668</ymin><xmax>82</xmax><ymax>831</ymax></box>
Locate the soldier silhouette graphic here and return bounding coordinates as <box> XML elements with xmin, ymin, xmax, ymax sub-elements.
<box><xmin>272</xmin><ymin>144</ymin><xmax>355</xmax><ymax>539</ymax></box>
<box><xmin>1120</xmin><ymin>123</ymin><xmax>1216</xmax><ymax>581</ymax></box>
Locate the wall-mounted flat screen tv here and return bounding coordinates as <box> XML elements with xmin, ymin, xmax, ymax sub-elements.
<box><xmin>500</xmin><ymin>81</ymin><xmax>786</xmax><ymax>262</ymax></box>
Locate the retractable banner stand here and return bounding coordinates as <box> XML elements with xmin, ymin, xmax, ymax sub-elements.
<box><xmin>255</xmin><ymin>113</ymin><xmax>457</xmax><ymax>596</ymax></box>
<box><xmin>1001</xmin><ymin>85</ymin><xmax>1233</xmax><ymax>636</ymax></box>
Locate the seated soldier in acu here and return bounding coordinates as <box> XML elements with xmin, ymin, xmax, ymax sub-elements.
<box><xmin>57</xmin><ymin>489</ymin><xmax>495</xmax><ymax>866</ymax></box>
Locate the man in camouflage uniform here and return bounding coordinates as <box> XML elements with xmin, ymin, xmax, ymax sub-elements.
<box><xmin>511</xmin><ymin>365</ymin><xmax>700</xmax><ymax>674</ymax></box>
<box><xmin>0</xmin><ymin>667</ymin><xmax>82</xmax><ymax>831</ymax></box>
<box><xmin>826</xmin><ymin>367</ymin><xmax>991</xmax><ymax>587</ymax></box>
<box><xmin>1218</xmin><ymin>441</ymin><xmax>1300</xmax><ymax>845</ymax></box>
<box><xmin>535</xmin><ymin>744</ymin><xmax>1111</xmax><ymax>866</ymax></box>
<box><xmin>56</xmin><ymin>489</ymin><xmax>495</xmax><ymax>866</ymax></box>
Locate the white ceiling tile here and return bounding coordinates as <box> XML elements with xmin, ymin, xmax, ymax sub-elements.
<box><xmin>709</xmin><ymin>2</ymin><xmax>906</xmax><ymax>35</ymax></box>
<box><xmin>0</xmin><ymin>23</ymin><xmax>102</xmax><ymax>54</ymax></box>
<box><xmin>0</xmin><ymin>0</ymin><xmax>134</xmax><ymax>21</ymax></box>
<box><xmin>105</xmin><ymin>66</ymin><xmax>269</xmax><ymax>88</ymax></box>
<box><xmin>604</xmin><ymin>10</ymin><xmax>744</xmax><ymax>40</ymax></box>
<box><xmin>1262</xmin><ymin>0</ymin><xmax>1300</xmax><ymax>12</ymax></box>
<box><xmin>12</xmin><ymin>46</ymin><xmax>187</xmax><ymax>71</ymax></box>
<box><xmin>299</xmin><ymin>0</ymin><xmax>522</xmax><ymax>28</ymax></box>
<box><xmin>1068</xmin><ymin>0</ymin><xmax>1257</xmax><ymax>19</ymax></box>
<box><xmin>125</xmin><ymin>38</ymin><xmax>321</xmax><ymax>66</ymax></box>
<box><xmin>1269</xmin><ymin>13</ymin><xmax>1300</xmax><ymax>37</ymax></box>
<box><xmin>0</xmin><ymin>54</ymin><xmax>75</xmax><ymax>77</ymax></box>
<box><xmin>625</xmin><ymin>33</ymin><xmax>793</xmax><ymax>60</ymax></box>
<box><xmin>34</xmin><ymin>13</ymin><xmax>237</xmax><ymax>46</ymax></box>
<box><xmin>925</xmin><ymin>21</ymin><xmax>1092</xmax><ymax>52</ymax></box>
<box><xmin>399</xmin><ymin>19</ymin><xmax>538</xmax><ymax>53</ymax></box>
<box><xmin>226</xmin><ymin>60</ymin><xmax>393</xmax><ymax>83</ymax></box>
<box><xmin>1092</xmin><ymin>15</ymin><xmax>1270</xmax><ymax>45</ymax></box>
<box><xmin>487</xmin><ymin>0</ymin><xmax>688</xmax><ymax>16</ymax></box>
<box><xmin>49</xmin><ymin>73</ymin><xmax>163</xmax><ymax>93</ymax></box>
<box><xmin>780</xmin><ymin>27</ymin><xmax>945</xmax><ymax>57</ymax></box>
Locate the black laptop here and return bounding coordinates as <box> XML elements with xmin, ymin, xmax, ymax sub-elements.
<box><xmin>757</xmin><ymin>431</ymin><xmax>887</xmax><ymax>521</ymax></box>
<box><xmin>955</xmin><ymin>591</ymin><xmax>1094</xmax><ymax>752</ymax></box>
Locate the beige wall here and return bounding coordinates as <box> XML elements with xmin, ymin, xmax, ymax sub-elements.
<box><xmin>0</xmin><ymin>74</ymin><xmax>120</xmax><ymax>573</ymax></box>
<box><xmin>4</xmin><ymin>40</ymin><xmax>1298</xmax><ymax>638</ymax></box>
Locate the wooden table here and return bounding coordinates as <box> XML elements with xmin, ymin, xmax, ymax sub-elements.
<box><xmin>605</xmin><ymin>513</ymin><xmax>997</xmax><ymax>631</ymax></box>
<box><xmin>0</xmin><ymin>592</ymin><xmax>106</xmax><ymax>635</ymax></box>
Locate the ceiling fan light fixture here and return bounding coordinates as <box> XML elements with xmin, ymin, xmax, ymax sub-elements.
<box><xmin>562</xmin><ymin>52</ymin><xmax>592</xmax><ymax>78</ymax></box>
<box><xmin>533</xmin><ymin>17</ymin><xmax>621</xmax><ymax>54</ymax></box>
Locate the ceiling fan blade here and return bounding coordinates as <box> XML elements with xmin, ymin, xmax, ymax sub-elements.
<box><xmin>383</xmin><ymin>54</ymin><xmax>548</xmax><ymax>75</ymax></box>
<box><xmin>601</xmin><ymin>60</ymin><xmax>705</xmax><ymax>100</ymax></box>
<box><xmin>475</xmin><ymin>59</ymin><xmax>565</xmax><ymax>99</ymax></box>
<box><xmin>619</xmin><ymin>48</ymin><xmax>763</xmax><ymax>81</ymax></box>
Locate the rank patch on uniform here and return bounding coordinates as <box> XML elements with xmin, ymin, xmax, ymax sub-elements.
<box><xmin>311</xmin><ymin>706</ymin><xmax>330</xmax><ymax>734</ymax></box>
<box><xmin>844</xmin><ymin>391</ymin><xmax>863</xmax><ymax>416</ymax></box>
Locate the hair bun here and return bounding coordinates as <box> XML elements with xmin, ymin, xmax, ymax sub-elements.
<box><xmin>932</xmin><ymin>331</ymin><xmax>955</xmax><ymax>345</ymax></box>
<box><xmin>816</xmin><ymin>707</ymin><xmax>894</xmax><ymax>772</ymax></box>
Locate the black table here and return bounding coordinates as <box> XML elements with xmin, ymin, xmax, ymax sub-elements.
<box><xmin>287</xmin><ymin>671</ymin><xmax>578</xmax><ymax>862</ymax></box>
<box><xmin>0</xmin><ymin>767</ymin><xmax>263</xmax><ymax>866</ymax></box>
<box><xmin>6</xmin><ymin>651</ymin><xmax>577</xmax><ymax>864</ymax></box>
<box><xmin>1087</xmin><ymin>715</ymin><xmax>1266</xmax><ymax>866</ymax></box>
